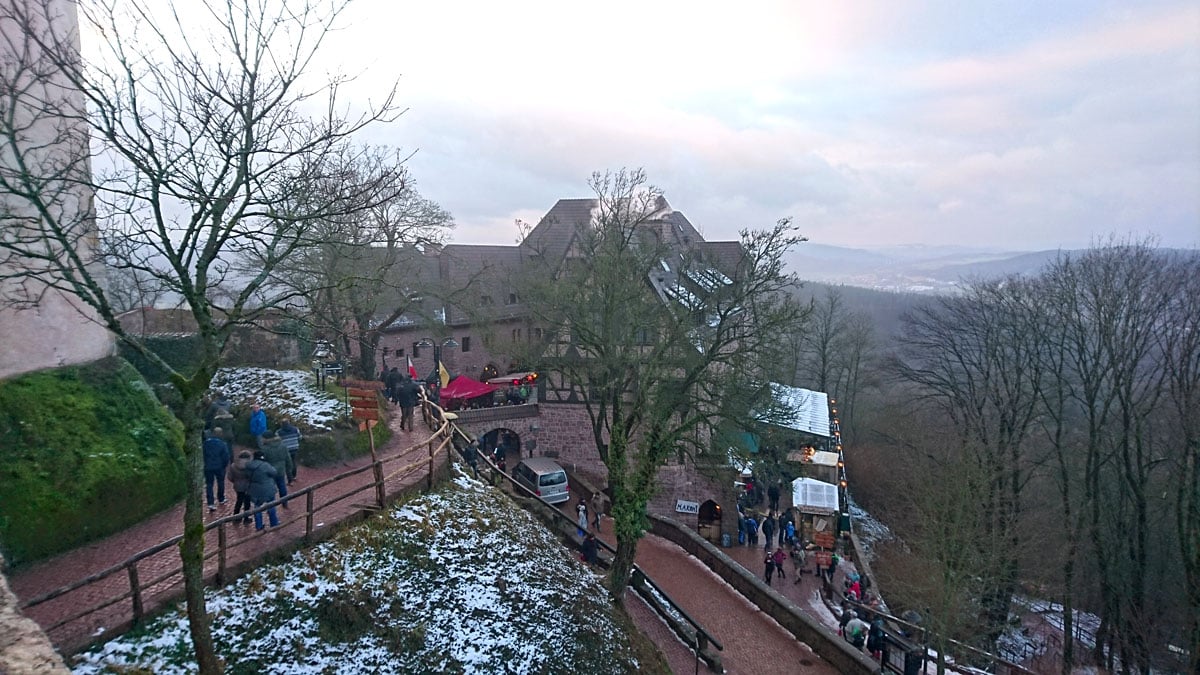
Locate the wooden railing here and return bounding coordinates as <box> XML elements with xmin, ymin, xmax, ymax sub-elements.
<box><xmin>20</xmin><ymin>408</ymin><xmax>455</xmax><ymax>646</ymax></box>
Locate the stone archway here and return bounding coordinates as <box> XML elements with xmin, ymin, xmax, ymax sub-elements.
<box><xmin>479</xmin><ymin>427</ymin><xmax>523</xmax><ymax>469</ymax></box>
<box><xmin>698</xmin><ymin>499</ymin><xmax>723</xmax><ymax>545</ymax></box>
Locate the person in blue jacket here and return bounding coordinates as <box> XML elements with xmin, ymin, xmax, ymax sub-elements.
<box><xmin>249</xmin><ymin>403</ymin><xmax>267</xmax><ymax>448</ymax></box>
<box><xmin>202</xmin><ymin>428</ymin><xmax>231</xmax><ymax>511</ymax></box>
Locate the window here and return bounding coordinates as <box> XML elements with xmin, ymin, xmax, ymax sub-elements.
<box><xmin>534</xmin><ymin>327</ymin><xmax>543</xmax><ymax>340</ymax></box>
<box><xmin>506</xmin><ymin>292</ymin><xmax>518</xmax><ymax>305</ymax></box>
<box><xmin>412</xmin><ymin>342</ymin><xmax>421</xmax><ymax>358</ymax></box>
<box><xmin>512</xmin><ymin>328</ymin><xmax>522</xmax><ymax>342</ymax></box>
<box><xmin>480</xmin><ymin>295</ymin><xmax>494</xmax><ymax>306</ymax></box>
<box><xmin>461</xmin><ymin>336</ymin><xmax>471</xmax><ymax>352</ymax></box>
<box><xmin>394</xmin><ymin>348</ymin><xmax>405</xmax><ymax>357</ymax></box>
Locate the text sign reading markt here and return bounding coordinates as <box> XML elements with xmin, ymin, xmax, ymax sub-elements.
<box><xmin>675</xmin><ymin>499</ymin><xmax>700</xmax><ymax>514</ymax></box>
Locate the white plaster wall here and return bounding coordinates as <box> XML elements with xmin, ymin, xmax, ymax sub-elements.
<box><xmin>0</xmin><ymin>0</ymin><xmax>114</xmax><ymax>380</ymax></box>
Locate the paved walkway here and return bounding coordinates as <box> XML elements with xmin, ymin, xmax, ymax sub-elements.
<box><xmin>12</xmin><ymin>418</ymin><xmax>849</xmax><ymax>673</ymax></box>
<box><xmin>9</xmin><ymin>414</ymin><xmax>439</xmax><ymax>652</ymax></box>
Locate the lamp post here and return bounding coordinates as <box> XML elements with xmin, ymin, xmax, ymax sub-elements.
<box><xmin>416</xmin><ymin>337</ymin><xmax>459</xmax><ymax>387</ymax></box>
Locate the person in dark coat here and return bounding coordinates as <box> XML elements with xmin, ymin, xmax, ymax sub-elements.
<box><xmin>205</xmin><ymin>392</ymin><xmax>233</xmax><ymax>430</ymax></box>
<box><xmin>767</xmin><ymin>482</ymin><xmax>781</xmax><ymax>512</ymax></box>
<box><xmin>246</xmin><ymin>451</ymin><xmax>279</xmax><ymax>530</ymax></box>
<box><xmin>395</xmin><ymin>376</ymin><xmax>420</xmax><ymax>431</ymax></box>
<box><xmin>581</xmin><ymin>532</ymin><xmax>599</xmax><ymax>565</ymax></box>
<box><xmin>227</xmin><ymin>449</ymin><xmax>254</xmax><ymax>524</ymax></box>
<box><xmin>385</xmin><ymin>367</ymin><xmax>402</xmax><ymax>404</ymax></box>
<box><xmin>276</xmin><ymin>419</ymin><xmax>302</xmax><ymax>484</ymax></box>
<box><xmin>202</xmin><ymin>429</ymin><xmax>231</xmax><ymax>511</ymax></box>
<box><xmin>763</xmin><ymin>552</ymin><xmax>775</xmax><ymax>585</ymax></box>
<box><xmin>762</xmin><ymin>512</ymin><xmax>776</xmax><ymax>551</ymax></box>
<box><xmin>260</xmin><ymin>431</ymin><xmax>293</xmax><ymax>508</ymax></box>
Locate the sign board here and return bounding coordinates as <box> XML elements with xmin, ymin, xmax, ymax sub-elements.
<box><xmin>322</xmin><ymin>363</ymin><xmax>343</xmax><ymax>374</ymax></box>
<box><xmin>814</xmin><ymin>531</ymin><xmax>836</xmax><ymax>549</ymax></box>
<box><xmin>675</xmin><ymin>499</ymin><xmax>700</xmax><ymax>514</ymax></box>
<box><xmin>813</xmin><ymin>551</ymin><xmax>833</xmax><ymax>567</ymax></box>
<box><xmin>351</xmin><ymin>407</ymin><xmax>379</xmax><ymax>421</ymax></box>
<box><xmin>347</xmin><ymin>388</ymin><xmax>377</xmax><ymax>399</ymax></box>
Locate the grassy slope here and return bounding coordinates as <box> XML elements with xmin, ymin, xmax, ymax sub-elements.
<box><xmin>74</xmin><ymin>469</ymin><xmax>661</xmax><ymax>674</ymax></box>
<box><xmin>0</xmin><ymin>357</ymin><xmax>185</xmax><ymax>565</ymax></box>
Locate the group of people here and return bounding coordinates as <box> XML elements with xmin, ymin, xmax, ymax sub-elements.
<box><xmin>202</xmin><ymin>394</ymin><xmax>302</xmax><ymax>531</ymax></box>
<box><xmin>739</xmin><ymin>507</ymin><xmax>798</xmax><ymax>550</ymax></box>
<box><xmin>577</xmin><ymin>491</ymin><xmax>607</xmax><ymax>566</ymax></box>
<box><xmin>382</xmin><ymin>368</ymin><xmax>423</xmax><ymax>431</ymax></box>
<box><xmin>839</xmin><ymin>604</ymin><xmax>887</xmax><ymax>659</ymax></box>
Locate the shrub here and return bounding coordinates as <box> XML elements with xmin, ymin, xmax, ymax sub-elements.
<box><xmin>299</xmin><ymin>420</ymin><xmax>393</xmax><ymax>467</ymax></box>
<box><xmin>0</xmin><ymin>357</ymin><xmax>185</xmax><ymax>566</ymax></box>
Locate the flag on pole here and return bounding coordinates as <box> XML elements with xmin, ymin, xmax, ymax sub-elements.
<box><xmin>439</xmin><ymin>360</ymin><xmax>450</xmax><ymax>388</ymax></box>
<box><xmin>407</xmin><ymin>356</ymin><xmax>418</xmax><ymax>379</ymax></box>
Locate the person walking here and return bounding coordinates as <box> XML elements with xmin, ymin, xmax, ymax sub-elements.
<box><xmin>762</xmin><ymin>512</ymin><xmax>776</xmax><ymax>551</ymax></box>
<box><xmin>791</xmin><ymin>543</ymin><xmax>807</xmax><ymax>583</ymax></box>
<box><xmin>767</xmin><ymin>481</ymin><xmax>780</xmax><ymax>512</ymax></box>
<box><xmin>202</xmin><ymin>428</ymin><xmax>230</xmax><ymax>512</ymax></box>
<box><xmin>260</xmin><ymin>431</ymin><xmax>293</xmax><ymax>508</ymax></box>
<box><xmin>246</xmin><ymin>451</ymin><xmax>279</xmax><ymax>530</ymax></box>
<box><xmin>396</xmin><ymin>375</ymin><xmax>420</xmax><ymax>431</ymax></box>
<box><xmin>745</xmin><ymin>514</ymin><xmax>758</xmax><ymax>546</ymax></box>
<box><xmin>763</xmin><ymin>552</ymin><xmax>775</xmax><ymax>585</ymax></box>
<box><xmin>384</xmin><ymin>367</ymin><xmax>401</xmax><ymax>403</ymax></box>
<box><xmin>772</xmin><ymin>546</ymin><xmax>787</xmax><ymax>580</ymax></box>
<box><xmin>276</xmin><ymin>419</ymin><xmax>302</xmax><ymax>484</ymax></box>
<box><xmin>591</xmin><ymin>491</ymin><xmax>605</xmax><ymax>531</ymax></box>
<box><xmin>227</xmin><ymin>449</ymin><xmax>254</xmax><ymax>524</ymax></box>
<box><xmin>249</xmin><ymin>403</ymin><xmax>267</xmax><ymax>448</ymax></box>
<box><xmin>576</xmin><ymin>500</ymin><xmax>588</xmax><ymax>537</ymax></box>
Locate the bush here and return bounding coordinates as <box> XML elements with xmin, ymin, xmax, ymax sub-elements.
<box><xmin>299</xmin><ymin>420</ymin><xmax>393</xmax><ymax>467</ymax></box>
<box><xmin>0</xmin><ymin>357</ymin><xmax>186</xmax><ymax>566</ymax></box>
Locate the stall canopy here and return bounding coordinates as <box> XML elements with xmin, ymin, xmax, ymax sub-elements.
<box><xmin>791</xmin><ymin>477</ymin><xmax>839</xmax><ymax>515</ymax></box>
<box><xmin>439</xmin><ymin>375</ymin><xmax>497</xmax><ymax>404</ymax></box>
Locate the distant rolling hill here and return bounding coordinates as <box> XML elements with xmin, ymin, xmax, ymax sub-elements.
<box><xmin>785</xmin><ymin>244</ymin><xmax>1076</xmax><ymax>294</ymax></box>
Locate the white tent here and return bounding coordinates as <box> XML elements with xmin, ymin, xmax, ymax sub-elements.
<box><xmin>791</xmin><ymin>477</ymin><xmax>839</xmax><ymax>515</ymax></box>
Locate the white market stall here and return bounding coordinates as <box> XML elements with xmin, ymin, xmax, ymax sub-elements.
<box><xmin>792</xmin><ymin>476</ymin><xmax>839</xmax><ymax>546</ymax></box>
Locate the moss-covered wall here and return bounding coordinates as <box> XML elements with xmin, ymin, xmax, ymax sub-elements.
<box><xmin>0</xmin><ymin>357</ymin><xmax>185</xmax><ymax>566</ymax></box>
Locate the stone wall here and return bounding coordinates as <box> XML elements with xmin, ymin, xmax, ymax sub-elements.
<box><xmin>0</xmin><ymin>556</ymin><xmax>68</xmax><ymax>674</ymax></box>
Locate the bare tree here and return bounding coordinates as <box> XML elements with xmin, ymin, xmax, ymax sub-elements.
<box><xmin>516</xmin><ymin>169</ymin><xmax>807</xmax><ymax>599</ymax></box>
<box><xmin>248</xmin><ymin>146</ymin><xmax>454</xmax><ymax>378</ymax></box>
<box><xmin>0</xmin><ymin>0</ymin><xmax>404</xmax><ymax>670</ymax></box>
<box><xmin>892</xmin><ymin>276</ymin><xmax>1044</xmax><ymax>645</ymax></box>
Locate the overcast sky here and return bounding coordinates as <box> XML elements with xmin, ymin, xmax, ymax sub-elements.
<box><xmin>326</xmin><ymin>2</ymin><xmax>1197</xmax><ymax>250</ymax></box>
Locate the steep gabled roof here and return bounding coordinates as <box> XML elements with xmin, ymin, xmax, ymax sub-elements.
<box><xmin>519</xmin><ymin>198</ymin><xmax>596</xmax><ymax>267</ymax></box>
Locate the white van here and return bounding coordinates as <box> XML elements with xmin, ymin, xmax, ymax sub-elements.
<box><xmin>512</xmin><ymin>457</ymin><xmax>570</xmax><ymax>504</ymax></box>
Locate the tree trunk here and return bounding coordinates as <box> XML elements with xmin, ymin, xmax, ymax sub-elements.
<box><xmin>609</xmin><ymin>536</ymin><xmax>638</xmax><ymax>605</ymax></box>
<box><xmin>180</xmin><ymin>419</ymin><xmax>221</xmax><ymax>673</ymax></box>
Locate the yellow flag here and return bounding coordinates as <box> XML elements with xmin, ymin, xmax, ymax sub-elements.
<box><xmin>439</xmin><ymin>360</ymin><xmax>450</xmax><ymax>388</ymax></box>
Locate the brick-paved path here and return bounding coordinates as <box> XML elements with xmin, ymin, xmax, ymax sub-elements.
<box><xmin>9</xmin><ymin>412</ymin><xmax>442</xmax><ymax>653</ymax></box>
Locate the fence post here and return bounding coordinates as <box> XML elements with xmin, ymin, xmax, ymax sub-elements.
<box><xmin>427</xmin><ymin>439</ymin><xmax>435</xmax><ymax>489</ymax></box>
<box><xmin>374</xmin><ymin>460</ymin><xmax>386</xmax><ymax>508</ymax></box>
<box><xmin>306</xmin><ymin>489</ymin><xmax>315</xmax><ymax>539</ymax></box>
<box><xmin>126</xmin><ymin>562</ymin><xmax>143</xmax><ymax>624</ymax></box>
<box><xmin>217</xmin><ymin>522</ymin><xmax>228</xmax><ymax>584</ymax></box>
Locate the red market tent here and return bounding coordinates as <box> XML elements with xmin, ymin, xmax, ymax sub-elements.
<box><xmin>439</xmin><ymin>375</ymin><xmax>498</xmax><ymax>405</ymax></box>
